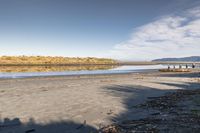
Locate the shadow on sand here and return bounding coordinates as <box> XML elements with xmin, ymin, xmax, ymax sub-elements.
<box><xmin>160</xmin><ymin>72</ymin><xmax>200</xmax><ymax>78</ymax></box>
<box><xmin>0</xmin><ymin>118</ymin><xmax>97</xmax><ymax>133</ymax></box>
<box><xmin>102</xmin><ymin>85</ymin><xmax>172</xmax><ymax>122</ymax></box>
<box><xmin>101</xmin><ymin>72</ymin><xmax>200</xmax><ymax>123</ymax></box>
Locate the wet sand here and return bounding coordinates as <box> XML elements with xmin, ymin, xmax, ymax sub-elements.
<box><xmin>0</xmin><ymin>72</ymin><xmax>199</xmax><ymax>133</ymax></box>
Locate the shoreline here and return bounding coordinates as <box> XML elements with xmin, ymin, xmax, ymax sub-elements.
<box><xmin>0</xmin><ymin>69</ymin><xmax>169</xmax><ymax>82</ymax></box>
<box><xmin>0</xmin><ymin>68</ymin><xmax>199</xmax><ymax>80</ymax></box>
<box><xmin>0</xmin><ymin>70</ymin><xmax>160</xmax><ymax>80</ymax></box>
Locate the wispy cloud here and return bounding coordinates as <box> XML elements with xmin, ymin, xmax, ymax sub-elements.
<box><xmin>109</xmin><ymin>6</ymin><xmax>200</xmax><ymax>61</ymax></box>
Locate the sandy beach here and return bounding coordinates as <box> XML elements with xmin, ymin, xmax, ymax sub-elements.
<box><xmin>0</xmin><ymin>72</ymin><xmax>200</xmax><ymax>133</ymax></box>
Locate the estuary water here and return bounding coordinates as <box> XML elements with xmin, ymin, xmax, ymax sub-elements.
<box><xmin>0</xmin><ymin>65</ymin><xmax>166</xmax><ymax>78</ymax></box>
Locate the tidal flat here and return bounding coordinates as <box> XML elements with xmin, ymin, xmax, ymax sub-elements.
<box><xmin>0</xmin><ymin>71</ymin><xmax>200</xmax><ymax>133</ymax></box>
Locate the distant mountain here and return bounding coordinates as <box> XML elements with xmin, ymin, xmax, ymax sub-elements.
<box><xmin>152</xmin><ymin>56</ymin><xmax>200</xmax><ymax>62</ymax></box>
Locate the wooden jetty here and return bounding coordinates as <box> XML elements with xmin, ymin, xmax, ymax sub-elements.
<box><xmin>159</xmin><ymin>63</ymin><xmax>197</xmax><ymax>72</ymax></box>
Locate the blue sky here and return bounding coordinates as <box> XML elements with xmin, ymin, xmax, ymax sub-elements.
<box><xmin>0</xmin><ymin>0</ymin><xmax>200</xmax><ymax>60</ymax></box>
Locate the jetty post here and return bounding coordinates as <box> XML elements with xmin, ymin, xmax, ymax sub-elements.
<box><xmin>168</xmin><ymin>64</ymin><xmax>170</xmax><ymax>69</ymax></box>
<box><xmin>192</xmin><ymin>63</ymin><xmax>195</xmax><ymax>68</ymax></box>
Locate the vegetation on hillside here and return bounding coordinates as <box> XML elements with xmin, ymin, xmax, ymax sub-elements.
<box><xmin>0</xmin><ymin>56</ymin><xmax>117</xmax><ymax>65</ymax></box>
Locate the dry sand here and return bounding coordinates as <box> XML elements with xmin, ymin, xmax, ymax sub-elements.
<box><xmin>0</xmin><ymin>72</ymin><xmax>199</xmax><ymax>133</ymax></box>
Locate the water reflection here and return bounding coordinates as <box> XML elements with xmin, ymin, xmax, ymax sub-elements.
<box><xmin>0</xmin><ymin>65</ymin><xmax>166</xmax><ymax>79</ymax></box>
<box><xmin>0</xmin><ymin>65</ymin><xmax>118</xmax><ymax>73</ymax></box>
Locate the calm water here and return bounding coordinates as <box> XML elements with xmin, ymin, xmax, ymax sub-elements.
<box><xmin>0</xmin><ymin>65</ymin><xmax>166</xmax><ymax>78</ymax></box>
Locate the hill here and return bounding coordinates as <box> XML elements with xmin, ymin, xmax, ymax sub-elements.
<box><xmin>0</xmin><ymin>56</ymin><xmax>117</xmax><ymax>65</ymax></box>
<box><xmin>152</xmin><ymin>56</ymin><xmax>200</xmax><ymax>62</ymax></box>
